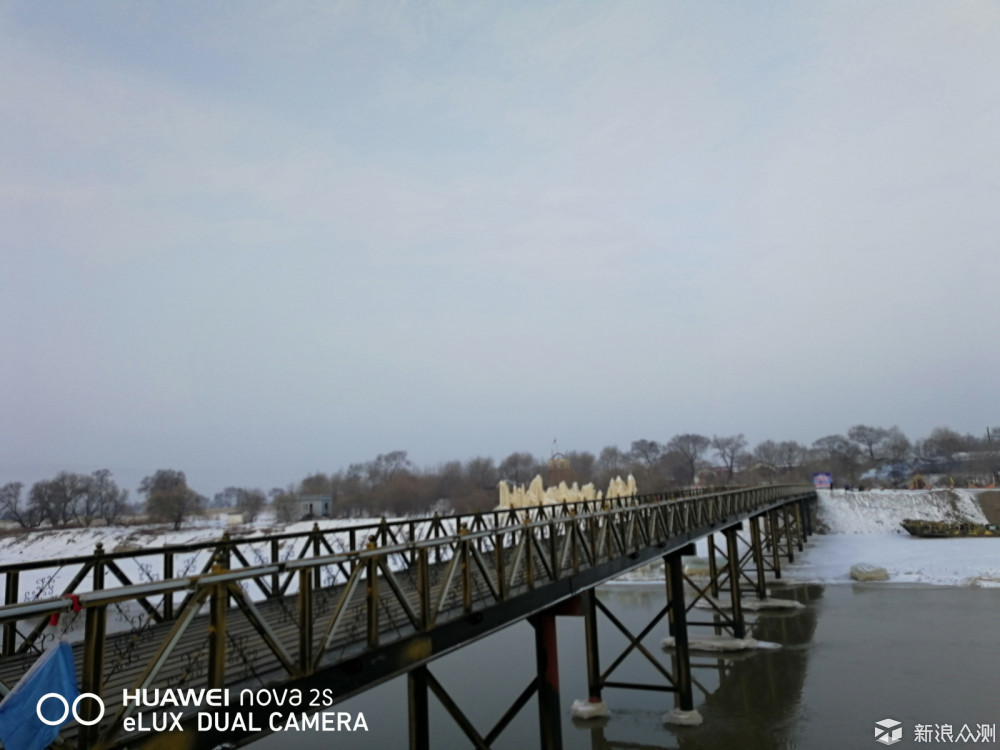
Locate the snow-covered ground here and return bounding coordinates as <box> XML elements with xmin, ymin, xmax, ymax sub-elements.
<box><xmin>619</xmin><ymin>489</ymin><xmax>1000</xmax><ymax>588</ymax></box>
<box><xmin>0</xmin><ymin>512</ymin><xmax>391</xmax><ymax>566</ymax></box>
<box><xmin>783</xmin><ymin>488</ymin><xmax>1000</xmax><ymax>587</ymax></box>
<box><xmin>783</xmin><ymin>533</ymin><xmax>1000</xmax><ymax>587</ymax></box>
<box><xmin>812</xmin><ymin>488</ymin><xmax>987</xmax><ymax>534</ymax></box>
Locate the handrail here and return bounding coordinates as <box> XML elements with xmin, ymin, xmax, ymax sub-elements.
<box><xmin>0</xmin><ymin>485</ymin><xmax>814</xmax><ymax>623</ymax></box>
<box><xmin>0</xmin><ymin>484</ymin><xmax>747</xmax><ymax>574</ymax></box>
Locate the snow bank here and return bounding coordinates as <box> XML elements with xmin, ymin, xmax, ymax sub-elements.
<box><xmin>815</xmin><ymin>489</ymin><xmax>986</xmax><ymax>534</ymax></box>
<box><xmin>782</xmin><ymin>489</ymin><xmax>1000</xmax><ymax>586</ymax></box>
<box><xmin>617</xmin><ymin>489</ymin><xmax>1000</xmax><ymax>588</ymax></box>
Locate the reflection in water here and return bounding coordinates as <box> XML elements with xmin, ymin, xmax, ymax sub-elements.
<box><xmin>584</xmin><ymin>584</ymin><xmax>823</xmax><ymax>750</ymax></box>
<box><xmin>248</xmin><ymin>584</ymin><xmax>825</xmax><ymax>750</ymax></box>
<box><xmin>250</xmin><ymin>581</ymin><xmax>998</xmax><ymax>750</ymax></box>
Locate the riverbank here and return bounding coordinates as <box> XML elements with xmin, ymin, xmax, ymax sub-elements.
<box><xmin>786</xmin><ymin>489</ymin><xmax>1000</xmax><ymax>586</ymax></box>
<box><xmin>613</xmin><ymin>488</ymin><xmax>1000</xmax><ymax>588</ymax></box>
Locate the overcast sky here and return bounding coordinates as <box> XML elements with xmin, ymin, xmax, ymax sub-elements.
<box><xmin>2</xmin><ymin>1</ymin><xmax>998</xmax><ymax>498</ymax></box>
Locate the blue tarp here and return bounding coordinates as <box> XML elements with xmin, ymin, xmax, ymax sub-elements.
<box><xmin>0</xmin><ymin>642</ymin><xmax>79</xmax><ymax>750</ymax></box>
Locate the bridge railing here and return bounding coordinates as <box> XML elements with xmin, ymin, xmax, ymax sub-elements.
<box><xmin>0</xmin><ymin>484</ymin><xmax>747</xmax><ymax>656</ymax></box>
<box><xmin>0</xmin><ymin>484</ymin><xmax>814</xmax><ymax>655</ymax></box>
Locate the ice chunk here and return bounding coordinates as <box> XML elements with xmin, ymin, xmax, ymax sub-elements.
<box><xmin>741</xmin><ymin>597</ymin><xmax>804</xmax><ymax>611</ymax></box>
<box><xmin>663</xmin><ymin>708</ymin><xmax>703</xmax><ymax>726</ymax></box>
<box><xmin>850</xmin><ymin>563</ymin><xmax>889</xmax><ymax>581</ymax></box>
<box><xmin>693</xmin><ymin>595</ymin><xmax>804</xmax><ymax>611</ymax></box>
<box><xmin>662</xmin><ymin>635</ymin><xmax>780</xmax><ymax>652</ymax></box>
<box><xmin>570</xmin><ymin>698</ymin><xmax>610</xmax><ymax>719</ymax></box>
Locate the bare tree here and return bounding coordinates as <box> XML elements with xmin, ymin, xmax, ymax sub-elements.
<box><xmin>212</xmin><ymin>487</ymin><xmax>240</xmax><ymax>509</ymax></box>
<box><xmin>465</xmin><ymin>456</ymin><xmax>498</xmax><ymax>489</ymax></box>
<box><xmin>847</xmin><ymin>425</ymin><xmax>890</xmax><ymax>462</ymax></box>
<box><xmin>666</xmin><ymin>434</ymin><xmax>710</xmax><ymax>485</ymax></box>
<box><xmin>29</xmin><ymin>472</ymin><xmax>91</xmax><ymax>527</ymax></box>
<box><xmin>882</xmin><ymin>427</ymin><xmax>911</xmax><ymax>463</ymax></box>
<box><xmin>299</xmin><ymin>473</ymin><xmax>333</xmax><ymax>495</ymax></box>
<box><xmin>273</xmin><ymin>490</ymin><xmax>299</xmax><ymax>523</ymax></box>
<box><xmin>712</xmin><ymin>434</ymin><xmax>748</xmax><ymax>483</ymax></box>
<box><xmin>90</xmin><ymin>469</ymin><xmax>128</xmax><ymax>525</ymax></box>
<box><xmin>367</xmin><ymin>451</ymin><xmax>413</xmax><ymax>486</ymax></box>
<box><xmin>596</xmin><ymin>446</ymin><xmax>628</xmax><ymax>479</ymax></box>
<box><xmin>629</xmin><ymin>440</ymin><xmax>663</xmax><ymax>472</ymax></box>
<box><xmin>753</xmin><ymin>440</ymin><xmax>781</xmax><ymax>467</ymax></box>
<box><xmin>498</xmin><ymin>452</ymin><xmax>539</xmax><ymax>485</ymax></box>
<box><xmin>565</xmin><ymin>451</ymin><xmax>596</xmax><ymax>485</ymax></box>
<box><xmin>236</xmin><ymin>488</ymin><xmax>266</xmax><ymax>522</ymax></box>
<box><xmin>0</xmin><ymin>482</ymin><xmax>40</xmax><ymax>529</ymax></box>
<box><xmin>140</xmin><ymin>469</ymin><xmax>205</xmax><ymax>530</ymax></box>
<box><xmin>811</xmin><ymin>435</ymin><xmax>862</xmax><ymax>482</ymax></box>
<box><xmin>776</xmin><ymin>441</ymin><xmax>805</xmax><ymax>475</ymax></box>
<box><xmin>920</xmin><ymin>427</ymin><xmax>970</xmax><ymax>466</ymax></box>
<box><xmin>435</xmin><ymin>460</ymin><xmax>465</xmax><ymax>499</ymax></box>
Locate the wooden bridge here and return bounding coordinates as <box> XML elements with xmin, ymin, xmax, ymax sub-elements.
<box><xmin>0</xmin><ymin>484</ymin><xmax>815</xmax><ymax>750</ymax></box>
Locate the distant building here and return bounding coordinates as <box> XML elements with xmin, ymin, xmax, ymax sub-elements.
<box><xmin>297</xmin><ymin>494</ymin><xmax>331</xmax><ymax>518</ymax></box>
<box><xmin>546</xmin><ymin>453</ymin><xmax>572</xmax><ymax>486</ymax></box>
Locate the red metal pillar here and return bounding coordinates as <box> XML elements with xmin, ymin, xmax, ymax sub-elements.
<box><xmin>532</xmin><ymin>612</ymin><xmax>563</xmax><ymax>750</ymax></box>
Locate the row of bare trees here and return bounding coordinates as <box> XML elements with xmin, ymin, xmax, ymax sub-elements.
<box><xmin>0</xmin><ymin>470</ymin><xmax>129</xmax><ymax>529</ymax></box>
<box><xmin>0</xmin><ymin>469</ymin><xmax>215</xmax><ymax>531</ymax></box>
<box><xmin>2</xmin><ymin>426</ymin><xmax>997</xmax><ymax>529</ymax></box>
<box><xmin>283</xmin><ymin>426</ymin><xmax>1000</xmax><ymax>518</ymax></box>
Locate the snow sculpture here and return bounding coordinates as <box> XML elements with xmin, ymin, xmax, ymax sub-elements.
<box><xmin>497</xmin><ymin>474</ymin><xmax>638</xmax><ymax>510</ymax></box>
<box><xmin>602</xmin><ymin>474</ymin><xmax>637</xmax><ymax>500</ymax></box>
<box><xmin>498</xmin><ymin>481</ymin><xmax>511</xmax><ymax>509</ymax></box>
<box><xmin>527</xmin><ymin>476</ymin><xmax>545</xmax><ymax>506</ymax></box>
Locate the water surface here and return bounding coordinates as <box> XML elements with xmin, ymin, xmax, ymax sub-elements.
<box><xmin>250</xmin><ymin>582</ymin><xmax>1000</xmax><ymax>749</ymax></box>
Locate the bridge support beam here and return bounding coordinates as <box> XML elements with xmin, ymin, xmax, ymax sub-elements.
<box><xmin>531</xmin><ymin>612</ymin><xmax>563</xmax><ymax>750</ymax></box>
<box><xmin>583</xmin><ymin>588</ymin><xmax>603</xmax><ymax>705</ymax></box>
<box><xmin>767</xmin><ymin>509</ymin><xmax>782</xmax><ymax>579</ymax></box>
<box><xmin>782</xmin><ymin>505</ymin><xmax>795</xmax><ymax>563</ymax></box>
<box><xmin>664</xmin><ymin>546</ymin><xmax>701</xmax><ymax>725</ymax></box>
<box><xmin>681</xmin><ymin>527</ymin><xmax>745</xmax><ymax>640</ymax></box>
<box><xmin>799</xmin><ymin>497</ymin><xmax>811</xmax><ymax>540</ymax></box>
<box><xmin>407</xmin><ymin>666</ymin><xmax>430</xmax><ymax>750</ymax></box>
<box><xmin>706</xmin><ymin>534</ymin><xmax>720</xmax><ymax>599</ymax></box>
<box><xmin>749</xmin><ymin>515</ymin><xmax>768</xmax><ymax>600</ymax></box>
<box><xmin>723</xmin><ymin>525</ymin><xmax>745</xmax><ymax>639</ymax></box>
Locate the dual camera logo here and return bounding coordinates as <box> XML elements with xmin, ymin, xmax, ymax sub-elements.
<box><xmin>35</xmin><ymin>693</ymin><xmax>105</xmax><ymax>727</ymax></box>
<box><xmin>875</xmin><ymin>718</ymin><xmax>903</xmax><ymax>746</ymax></box>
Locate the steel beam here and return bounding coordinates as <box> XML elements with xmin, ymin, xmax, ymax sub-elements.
<box><xmin>723</xmin><ymin>525</ymin><xmax>745</xmax><ymax>639</ymax></box>
<box><xmin>408</xmin><ymin>665</ymin><xmax>430</xmax><ymax>750</ymax></box>
<box><xmin>666</xmin><ymin>551</ymin><xmax>694</xmax><ymax>712</ymax></box>
<box><xmin>532</xmin><ymin>612</ymin><xmax>563</xmax><ymax>750</ymax></box>
<box><xmin>583</xmin><ymin>588</ymin><xmax>602</xmax><ymax>702</ymax></box>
